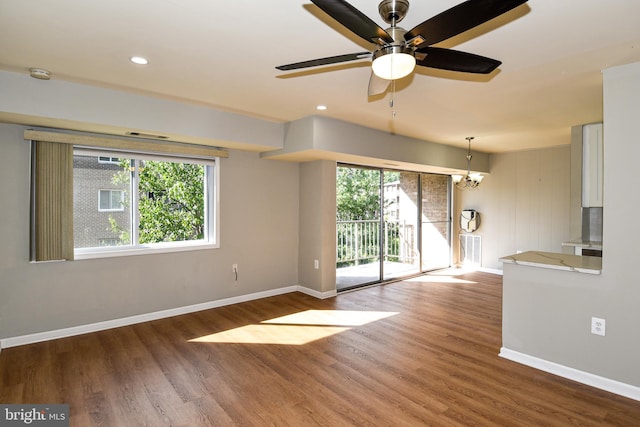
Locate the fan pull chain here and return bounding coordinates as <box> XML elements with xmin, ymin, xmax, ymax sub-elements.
<box><xmin>390</xmin><ymin>79</ymin><xmax>397</xmax><ymax>118</ymax></box>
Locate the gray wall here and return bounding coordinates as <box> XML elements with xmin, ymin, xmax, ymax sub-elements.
<box><xmin>0</xmin><ymin>70</ymin><xmax>284</xmax><ymax>152</ymax></box>
<box><xmin>298</xmin><ymin>160</ymin><xmax>337</xmax><ymax>295</ymax></box>
<box><xmin>454</xmin><ymin>145</ymin><xmax>572</xmax><ymax>269</ymax></box>
<box><xmin>501</xmin><ymin>61</ymin><xmax>640</xmax><ymax>388</ymax></box>
<box><xmin>0</xmin><ymin>123</ymin><xmax>299</xmax><ymax>339</ymax></box>
<box><xmin>264</xmin><ymin>115</ymin><xmax>490</xmax><ymax>176</ymax></box>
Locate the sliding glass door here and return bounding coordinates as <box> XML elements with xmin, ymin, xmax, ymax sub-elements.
<box><xmin>383</xmin><ymin>171</ymin><xmax>421</xmax><ymax>281</ymax></box>
<box><xmin>336</xmin><ymin>165</ymin><xmax>452</xmax><ymax>291</ymax></box>
<box><xmin>421</xmin><ymin>173</ymin><xmax>452</xmax><ymax>271</ymax></box>
<box><xmin>336</xmin><ymin>166</ymin><xmax>382</xmax><ymax>289</ymax></box>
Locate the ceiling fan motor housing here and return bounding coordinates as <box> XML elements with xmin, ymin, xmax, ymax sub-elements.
<box><xmin>385</xmin><ymin>26</ymin><xmax>409</xmax><ymax>44</ymax></box>
<box><xmin>378</xmin><ymin>0</ymin><xmax>410</xmax><ymax>25</ymax></box>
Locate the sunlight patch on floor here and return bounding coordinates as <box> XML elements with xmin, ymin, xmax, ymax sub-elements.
<box><xmin>189</xmin><ymin>310</ymin><xmax>398</xmax><ymax>345</ymax></box>
<box><xmin>189</xmin><ymin>324</ymin><xmax>350</xmax><ymax>345</ymax></box>
<box><xmin>263</xmin><ymin>310</ymin><xmax>397</xmax><ymax>326</ymax></box>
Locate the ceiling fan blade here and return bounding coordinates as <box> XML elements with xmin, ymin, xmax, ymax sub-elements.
<box><xmin>276</xmin><ymin>52</ymin><xmax>371</xmax><ymax>71</ymax></box>
<box><xmin>368</xmin><ymin>71</ymin><xmax>390</xmax><ymax>96</ymax></box>
<box><xmin>311</xmin><ymin>0</ymin><xmax>394</xmax><ymax>44</ymax></box>
<box><xmin>404</xmin><ymin>0</ymin><xmax>528</xmax><ymax>46</ymax></box>
<box><xmin>415</xmin><ymin>47</ymin><xmax>501</xmax><ymax>74</ymax></box>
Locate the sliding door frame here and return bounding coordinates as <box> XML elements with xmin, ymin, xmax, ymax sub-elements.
<box><xmin>336</xmin><ymin>163</ymin><xmax>453</xmax><ymax>291</ymax></box>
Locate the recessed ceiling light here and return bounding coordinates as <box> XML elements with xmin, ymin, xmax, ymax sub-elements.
<box><xmin>316</xmin><ymin>105</ymin><xmax>327</xmax><ymax>111</ymax></box>
<box><xmin>130</xmin><ymin>56</ymin><xmax>149</xmax><ymax>65</ymax></box>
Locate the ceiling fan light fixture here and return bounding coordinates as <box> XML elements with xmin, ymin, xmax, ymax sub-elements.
<box><xmin>372</xmin><ymin>45</ymin><xmax>416</xmax><ymax>80</ymax></box>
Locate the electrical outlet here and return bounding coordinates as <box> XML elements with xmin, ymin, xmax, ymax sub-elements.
<box><xmin>232</xmin><ymin>264</ymin><xmax>238</xmax><ymax>273</ymax></box>
<box><xmin>591</xmin><ymin>317</ymin><xmax>606</xmax><ymax>336</ymax></box>
<box><xmin>314</xmin><ymin>259</ymin><xmax>319</xmax><ymax>269</ymax></box>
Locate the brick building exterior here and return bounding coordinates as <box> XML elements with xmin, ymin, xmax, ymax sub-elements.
<box><xmin>73</xmin><ymin>154</ymin><xmax>130</xmax><ymax>248</ymax></box>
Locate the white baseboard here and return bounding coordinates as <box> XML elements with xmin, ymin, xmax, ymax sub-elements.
<box><xmin>499</xmin><ymin>347</ymin><xmax>640</xmax><ymax>401</ymax></box>
<box><xmin>479</xmin><ymin>267</ymin><xmax>503</xmax><ymax>275</ymax></box>
<box><xmin>297</xmin><ymin>285</ymin><xmax>337</xmax><ymax>299</ymax></box>
<box><xmin>0</xmin><ymin>285</ymin><xmax>301</xmax><ymax>349</ymax></box>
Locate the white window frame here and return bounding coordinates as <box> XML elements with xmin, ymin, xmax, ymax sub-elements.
<box><xmin>98</xmin><ymin>156</ymin><xmax>121</xmax><ymax>165</ymax></box>
<box><xmin>98</xmin><ymin>189</ymin><xmax>125</xmax><ymax>212</ymax></box>
<box><xmin>74</xmin><ymin>148</ymin><xmax>219</xmax><ymax>260</ymax></box>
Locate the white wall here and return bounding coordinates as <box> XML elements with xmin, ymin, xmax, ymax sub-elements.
<box><xmin>455</xmin><ymin>145</ymin><xmax>571</xmax><ymax>269</ymax></box>
<box><xmin>0</xmin><ymin>123</ymin><xmax>299</xmax><ymax>339</ymax></box>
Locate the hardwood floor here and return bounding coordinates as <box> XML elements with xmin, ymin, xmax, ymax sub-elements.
<box><xmin>1</xmin><ymin>271</ymin><xmax>639</xmax><ymax>426</ymax></box>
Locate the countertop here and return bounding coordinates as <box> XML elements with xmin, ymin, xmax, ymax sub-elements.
<box><xmin>499</xmin><ymin>251</ymin><xmax>602</xmax><ymax>275</ymax></box>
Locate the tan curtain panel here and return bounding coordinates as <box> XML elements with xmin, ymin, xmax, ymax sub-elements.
<box><xmin>33</xmin><ymin>141</ymin><xmax>74</xmax><ymax>261</ymax></box>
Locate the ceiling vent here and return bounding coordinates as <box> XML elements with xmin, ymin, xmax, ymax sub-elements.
<box><xmin>29</xmin><ymin>68</ymin><xmax>51</xmax><ymax>80</ymax></box>
<box><xmin>125</xmin><ymin>131</ymin><xmax>169</xmax><ymax>140</ymax></box>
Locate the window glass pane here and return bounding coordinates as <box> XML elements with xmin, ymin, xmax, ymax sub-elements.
<box><xmin>73</xmin><ymin>153</ymin><xmax>132</xmax><ymax>248</ymax></box>
<box><xmin>98</xmin><ymin>190</ymin><xmax>110</xmax><ymax>210</ymax></box>
<box><xmin>384</xmin><ymin>171</ymin><xmax>420</xmax><ymax>280</ymax></box>
<box><xmin>137</xmin><ymin>160</ymin><xmax>205</xmax><ymax>243</ymax></box>
<box><xmin>110</xmin><ymin>190</ymin><xmax>124</xmax><ymax>210</ymax></box>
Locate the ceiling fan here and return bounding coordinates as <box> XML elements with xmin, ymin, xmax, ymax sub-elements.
<box><xmin>276</xmin><ymin>0</ymin><xmax>528</xmax><ymax>95</ymax></box>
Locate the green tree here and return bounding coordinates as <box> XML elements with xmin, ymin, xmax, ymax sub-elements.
<box><xmin>336</xmin><ymin>167</ymin><xmax>399</xmax><ymax>220</ymax></box>
<box><xmin>336</xmin><ymin>167</ymin><xmax>402</xmax><ymax>266</ymax></box>
<box><xmin>110</xmin><ymin>159</ymin><xmax>205</xmax><ymax>244</ymax></box>
<box><xmin>138</xmin><ymin>160</ymin><xmax>204</xmax><ymax>243</ymax></box>
<box><xmin>336</xmin><ymin>167</ymin><xmax>381</xmax><ymax>221</ymax></box>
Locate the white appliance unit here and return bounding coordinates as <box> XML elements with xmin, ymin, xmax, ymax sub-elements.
<box><xmin>460</xmin><ymin>209</ymin><xmax>480</xmax><ymax>233</ymax></box>
<box><xmin>582</xmin><ymin>123</ymin><xmax>603</xmax><ymax>208</ymax></box>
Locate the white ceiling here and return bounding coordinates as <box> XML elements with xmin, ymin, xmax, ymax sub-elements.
<box><xmin>1</xmin><ymin>0</ymin><xmax>639</xmax><ymax>153</ymax></box>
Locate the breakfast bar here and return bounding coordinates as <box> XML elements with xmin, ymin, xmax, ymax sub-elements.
<box><xmin>499</xmin><ymin>250</ymin><xmax>602</xmax><ymax>275</ymax></box>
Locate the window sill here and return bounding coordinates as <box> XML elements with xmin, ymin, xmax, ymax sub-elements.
<box><xmin>74</xmin><ymin>241</ymin><xmax>218</xmax><ymax>260</ymax></box>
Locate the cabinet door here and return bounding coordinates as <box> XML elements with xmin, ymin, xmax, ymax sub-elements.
<box><xmin>582</xmin><ymin>123</ymin><xmax>603</xmax><ymax>207</ymax></box>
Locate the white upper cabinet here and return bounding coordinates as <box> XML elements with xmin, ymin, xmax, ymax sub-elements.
<box><xmin>582</xmin><ymin>123</ymin><xmax>603</xmax><ymax>207</ymax></box>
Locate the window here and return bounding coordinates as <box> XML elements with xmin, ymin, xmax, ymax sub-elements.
<box><xmin>98</xmin><ymin>189</ymin><xmax>125</xmax><ymax>211</ymax></box>
<box><xmin>98</xmin><ymin>238</ymin><xmax>121</xmax><ymax>247</ymax></box>
<box><xmin>98</xmin><ymin>156</ymin><xmax>120</xmax><ymax>164</ymax></box>
<box><xmin>73</xmin><ymin>149</ymin><xmax>218</xmax><ymax>258</ymax></box>
<box><xmin>28</xmin><ymin>129</ymin><xmax>226</xmax><ymax>262</ymax></box>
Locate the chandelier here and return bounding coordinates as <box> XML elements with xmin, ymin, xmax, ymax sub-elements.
<box><xmin>453</xmin><ymin>137</ymin><xmax>484</xmax><ymax>190</ymax></box>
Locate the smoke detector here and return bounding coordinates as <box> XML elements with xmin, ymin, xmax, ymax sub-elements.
<box><xmin>29</xmin><ymin>68</ymin><xmax>51</xmax><ymax>80</ymax></box>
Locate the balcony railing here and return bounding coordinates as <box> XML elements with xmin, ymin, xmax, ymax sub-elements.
<box><xmin>336</xmin><ymin>219</ymin><xmax>416</xmax><ymax>267</ymax></box>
